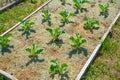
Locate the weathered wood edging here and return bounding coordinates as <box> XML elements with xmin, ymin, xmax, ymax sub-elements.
<box><xmin>0</xmin><ymin>0</ymin><xmax>23</xmax><ymax>11</ymax></box>
<box><xmin>0</xmin><ymin>70</ymin><xmax>18</xmax><ymax>80</ymax></box>
<box><xmin>0</xmin><ymin>0</ymin><xmax>120</xmax><ymax>80</ymax></box>
<box><xmin>76</xmin><ymin>12</ymin><xmax>120</xmax><ymax>80</ymax></box>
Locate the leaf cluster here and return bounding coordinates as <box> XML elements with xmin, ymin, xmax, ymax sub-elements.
<box><xmin>70</xmin><ymin>33</ymin><xmax>87</xmax><ymax>49</ymax></box>
<box><xmin>0</xmin><ymin>34</ymin><xmax>12</xmax><ymax>47</ymax></box>
<box><xmin>46</xmin><ymin>27</ymin><xmax>65</xmax><ymax>41</ymax></box>
<box><xmin>26</xmin><ymin>44</ymin><xmax>44</xmax><ymax>58</ymax></box>
<box><xmin>49</xmin><ymin>59</ymin><xmax>68</xmax><ymax>76</ymax></box>
<box><xmin>60</xmin><ymin>10</ymin><xmax>76</xmax><ymax>23</ymax></box>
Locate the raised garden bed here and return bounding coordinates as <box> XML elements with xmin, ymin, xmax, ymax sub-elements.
<box><xmin>0</xmin><ymin>0</ymin><xmax>120</xmax><ymax>80</ymax></box>
<box><xmin>0</xmin><ymin>0</ymin><xmax>23</xmax><ymax>11</ymax></box>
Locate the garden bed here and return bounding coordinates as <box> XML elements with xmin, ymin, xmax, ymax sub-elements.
<box><xmin>0</xmin><ymin>0</ymin><xmax>120</xmax><ymax>80</ymax></box>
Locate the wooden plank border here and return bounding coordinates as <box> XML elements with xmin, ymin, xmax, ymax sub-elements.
<box><xmin>0</xmin><ymin>70</ymin><xmax>18</xmax><ymax>80</ymax></box>
<box><xmin>0</xmin><ymin>0</ymin><xmax>23</xmax><ymax>11</ymax></box>
<box><xmin>76</xmin><ymin>12</ymin><xmax>120</xmax><ymax>80</ymax></box>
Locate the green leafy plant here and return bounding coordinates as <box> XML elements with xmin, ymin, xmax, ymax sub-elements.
<box><xmin>70</xmin><ymin>33</ymin><xmax>87</xmax><ymax>49</ymax></box>
<box><xmin>42</xmin><ymin>9</ymin><xmax>51</xmax><ymax>22</ymax></box>
<box><xmin>25</xmin><ymin>44</ymin><xmax>44</xmax><ymax>58</ymax></box>
<box><xmin>59</xmin><ymin>10</ymin><xmax>76</xmax><ymax>23</ymax></box>
<box><xmin>31</xmin><ymin>0</ymin><xmax>37</xmax><ymax>4</ymax></box>
<box><xmin>49</xmin><ymin>59</ymin><xmax>68</xmax><ymax>76</ymax></box>
<box><xmin>46</xmin><ymin>27</ymin><xmax>65</xmax><ymax>41</ymax></box>
<box><xmin>84</xmin><ymin>17</ymin><xmax>99</xmax><ymax>31</ymax></box>
<box><xmin>73</xmin><ymin>0</ymin><xmax>88</xmax><ymax>12</ymax></box>
<box><xmin>19</xmin><ymin>19</ymin><xmax>35</xmax><ymax>38</ymax></box>
<box><xmin>99</xmin><ymin>3</ymin><xmax>109</xmax><ymax>15</ymax></box>
<box><xmin>20</xmin><ymin>19</ymin><xmax>34</xmax><ymax>32</ymax></box>
<box><xmin>60</xmin><ymin>0</ymin><xmax>66</xmax><ymax>5</ymax></box>
<box><xmin>0</xmin><ymin>34</ymin><xmax>12</xmax><ymax>47</ymax></box>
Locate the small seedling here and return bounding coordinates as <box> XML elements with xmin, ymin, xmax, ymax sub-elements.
<box><xmin>19</xmin><ymin>19</ymin><xmax>34</xmax><ymax>32</ymax></box>
<box><xmin>0</xmin><ymin>34</ymin><xmax>12</xmax><ymax>47</ymax></box>
<box><xmin>25</xmin><ymin>44</ymin><xmax>44</xmax><ymax>58</ymax></box>
<box><xmin>70</xmin><ymin>33</ymin><xmax>87</xmax><ymax>49</ymax></box>
<box><xmin>49</xmin><ymin>59</ymin><xmax>68</xmax><ymax>76</ymax></box>
<box><xmin>99</xmin><ymin>3</ymin><xmax>109</xmax><ymax>13</ymax></box>
<box><xmin>73</xmin><ymin>0</ymin><xmax>88</xmax><ymax>13</ymax></box>
<box><xmin>59</xmin><ymin>10</ymin><xmax>76</xmax><ymax>23</ymax></box>
<box><xmin>46</xmin><ymin>27</ymin><xmax>65</xmax><ymax>41</ymax></box>
<box><xmin>42</xmin><ymin>9</ymin><xmax>51</xmax><ymax>24</ymax></box>
<box><xmin>99</xmin><ymin>3</ymin><xmax>109</xmax><ymax>17</ymax></box>
<box><xmin>19</xmin><ymin>19</ymin><xmax>35</xmax><ymax>38</ymax></box>
<box><xmin>60</xmin><ymin>0</ymin><xmax>66</xmax><ymax>5</ymax></box>
<box><xmin>84</xmin><ymin>17</ymin><xmax>99</xmax><ymax>32</ymax></box>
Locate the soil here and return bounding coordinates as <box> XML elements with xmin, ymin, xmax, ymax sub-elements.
<box><xmin>0</xmin><ymin>0</ymin><xmax>120</xmax><ymax>80</ymax></box>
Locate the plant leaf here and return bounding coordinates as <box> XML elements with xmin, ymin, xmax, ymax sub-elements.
<box><xmin>37</xmin><ymin>49</ymin><xmax>44</xmax><ymax>55</ymax></box>
<box><xmin>46</xmin><ymin>28</ymin><xmax>53</xmax><ymax>36</ymax></box>
<box><xmin>25</xmin><ymin>48</ymin><xmax>31</xmax><ymax>53</ymax></box>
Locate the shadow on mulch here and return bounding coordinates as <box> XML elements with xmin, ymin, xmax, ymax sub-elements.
<box><xmin>1</xmin><ymin>45</ymin><xmax>14</xmax><ymax>55</ymax></box>
<box><xmin>51</xmin><ymin>73</ymin><xmax>69</xmax><ymax>80</ymax></box>
<box><xmin>99</xmin><ymin>12</ymin><xmax>109</xmax><ymax>18</ymax></box>
<box><xmin>47</xmin><ymin>39</ymin><xmax>64</xmax><ymax>47</ymax></box>
<box><xmin>59</xmin><ymin>21</ymin><xmax>75</xmax><ymax>27</ymax></box>
<box><xmin>25</xmin><ymin>58</ymin><xmax>45</xmax><ymax>67</ymax></box>
<box><xmin>74</xmin><ymin>8</ymin><xmax>88</xmax><ymax>14</ymax></box>
<box><xmin>18</xmin><ymin>29</ymin><xmax>36</xmax><ymax>39</ymax></box>
<box><xmin>42</xmin><ymin>19</ymin><xmax>52</xmax><ymax>26</ymax></box>
<box><xmin>84</xmin><ymin>26</ymin><xmax>100</xmax><ymax>34</ymax></box>
<box><xmin>69</xmin><ymin>47</ymin><xmax>88</xmax><ymax>58</ymax></box>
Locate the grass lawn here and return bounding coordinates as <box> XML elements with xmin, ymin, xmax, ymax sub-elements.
<box><xmin>82</xmin><ymin>17</ymin><xmax>120</xmax><ymax>80</ymax></box>
<box><xmin>0</xmin><ymin>0</ymin><xmax>47</xmax><ymax>34</ymax></box>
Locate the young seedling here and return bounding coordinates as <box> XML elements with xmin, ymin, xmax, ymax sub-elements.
<box><xmin>59</xmin><ymin>10</ymin><xmax>76</xmax><ymax>23</ymax></box>
<box><xmin>73</xmin><ymin>0</ymin><xmax>88</xmax><ymax>13</ymax></box>
<box><xmin>20</xmin><ymin>19</ymin><xmax>34</xmax><ymax>32</ymax></box>
<box><xmin>46</xmin><ymin>27</ymin><xmax>65</xmax><ymax>41</ymax></box>
<box><xmin>60</xmin><ymin>0</ymin><xmax>66</xmax><ymax>5</ymax></box>
<box><xmin>0</xmin><ymin>34</ymin><xmax>12</xmax><ymax>48</ymax></box>
<box><xmin>84</xmin><ymin>17</ymin><xmax>99</xmax><ymax>33</ymax></box>
<box><xmin>70</xmin><ymin>33</ymin><xmax>87</xmax><ymax>49</ymax></box>
<box><xmin>19</xmin><ymin>19</ymin><xmax>35</xmax><ymax>38</ymax></box>
<box><xmin>25</xmin><ymin>44</ymin><xmax>44</xmax><ymax>59</ymax></box>
<box><xmin>99</xmin><ymin>3</ymin><xmax>109</xmax><ymax>18</ymax></box>
<box><xmin>42</xmin><ymin>9</ymin><xmax>51</xmax><ymax>25</ymax></box>
<box><xmin>49</xmin><ymin>59</ymin><xmax>68</xmax><ymax>77</ymax></box>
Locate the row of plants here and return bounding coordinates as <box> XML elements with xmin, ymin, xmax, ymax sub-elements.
<box><xmin>0</xmin><ymin>0</ymin><xmax>112</xmax><ymax>79</ymax></box>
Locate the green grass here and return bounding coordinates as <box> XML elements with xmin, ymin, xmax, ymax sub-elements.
<box><xmin>0</xmin><ymin>0</ymin><xmax>47</xmax><ymax>34</ymax></box>
<box><xmin>0</xmin><ymin>74</ymin><xmax>11</xmax><ymax>80</ymax></box>
<box><xmin>81</xmin><ymin>17</ymin><xmax>120</xmax><ymax>80</ymax></box>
